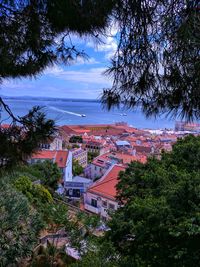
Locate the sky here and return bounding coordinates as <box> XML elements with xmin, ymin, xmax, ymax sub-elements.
<box><xmin>1</xmin><ymin>27</ymin><xmax>118</xmax><ymax>100</ymax></box>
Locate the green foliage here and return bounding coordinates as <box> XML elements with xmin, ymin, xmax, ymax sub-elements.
<box><xmin>14</xmin><ymin>175</ymin><xmax>33</xmax><ymax>196</ymax></box>
<box><xmin>0</xmin><ymin>165</ymin><xmax>73</xmax><ymax>265</ymax></box>
<box><xmin>41</xmin><ymin>201</ymin><xmax>69</xmax><ymax>228</ymax></box>
<box><xmin>71</xmin><ymin>240</ymin><xmax>120</xmax><ymax>267</ymax></box>
<box><xmin>1</xmin><ymin>0</ymin><xmax>200</xmax><ymax>123</ymax></box>
<box><xmin>0</xmin><ymin>0</ymin><xmax>113</xmax><ymax>80</ymax></box>
<box><xmin>106</xmin><ymin>135</ymin><xmax>200</xmax><ymax>267</ymax></box>
<box><xmin>88</xmin><ymin>152</ymin><xmax>99</xmax><ymax>163</ymax></box>
<box><xmin>33</xmin><ymin>185</ymin><xmax>53</xmax><ymax>204</ymax></box>
<box><xmin>31</xmin><ymin>160</ymin><xmax>62</xmax><ymax>190</ymax></box>
<box><xmin>72</xmin><ymin>159</ymin><xmax>84</xmax><ymax>176</ymax></box>
<box><xmin>30</xmin><ymin>244</ymin><xmax>76</xmax><ymax>267</ymax></box>
<box><xmin>102</xmin><ymin>1</ymin><xmax>200</xmax><ymax>121</ymax></box>
<box><xmin>15</xmin><ymin>164</ymin><xmax>42</xmax><ymax>181</ymax></box>
<box><xmin>69</xmin><ymin>135</ymin><xmax>83</xmax><ymax>143</ymax></box>
<box><xmin>76</xmin><ymin>212</ymin><xmax>101</xmax><ymax>233</ymax></box>
<box><xmin>0</xmin><ymin>106</ymin><xmax>56</xmax><ymax>169</ymax></box>
<box><xmin>0</xmin><ymin>177</ymin><xmax>44</xmax><ymax>266</ymax></box>
<box><xmin>14</xmin><ymin>175</ymin><xmax>53</xmax><ymax>204</ymax></box>
<box><xmin>72</xmin><ymin>144</ymin><xmax>80</xmax><ymax>148</ymax></box>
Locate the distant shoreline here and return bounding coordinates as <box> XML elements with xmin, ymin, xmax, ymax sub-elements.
<box><xmin>0</xmin><ymin>95</ymin><xmax>100</xmax><ymax>103</ymax></box>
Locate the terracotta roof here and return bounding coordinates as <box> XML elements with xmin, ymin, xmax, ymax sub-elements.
<box><xmin>86</xmin><ymin>140</ymin><xmax>105</xmax><ymax>146</ymax></box>
<box><xmin>133</xmin><ymin>145</ymin><xmax>152</xmax><ymax>154</ymax></box>
<box><xmin>32</xmin><ymin>150</ymin><xmax>69</xmax><ymax>168</ymax></box>
<box><xmin>88</xmin><ymin>165</ymin><xmax>125</xmax><ymax>199</ymax></box>
<box><xmin>1</xmin><ymin>124</ymin><xmax>10</xmax><ymax>129</ymax></box>
<box><xmin>32</xmin><ymin>150</ymin><xmax>56</xmax><ymax>159</ymax></box>
<box><xmin>112</xmin><ymin>152</ymin><xmax>147</xmax><ymax>164</ymax></box>
<box><xmin>60</xmin><ymin>126</ymin><xmax>77</xmax><ymax>135</ymax></box>
<box><xmin>92</xmin><ymin>151</ymin><xmax>146</xmax><ymax>167</ymax></box>
<box><xmin>55</xmin><ymin>150</ymin><xmax>69</xmax><ymax>168</ymax></box>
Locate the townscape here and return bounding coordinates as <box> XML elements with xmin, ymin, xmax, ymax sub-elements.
<box><xmin>1</xmin><ymin>1</ymin><xmax>200</xmax><ymax>266</ymax></box>
<box><xmin>19</xmin><ymin>121</ymin><xmax>200</xmax><ymax>221</ymax></box>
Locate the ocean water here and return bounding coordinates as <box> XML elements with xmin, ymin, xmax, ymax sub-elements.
<box><xmin>1</xmin><ymin>97</ymin><xmax>175</xmax><ymax>130</ymax></box>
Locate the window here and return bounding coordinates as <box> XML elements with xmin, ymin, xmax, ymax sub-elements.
<box><xmin>68</xmin><ymin>189</ymin><xmax>73</xmax><ymax>196</ymax></box>
<box><xmin>73</xmin><ymin>189</ymin><xmax>80</xmax><ymax>198</ymax></box>
<box><xmin>102</xmin><ymin>200</ymin><xmax>107</xmax><ymax>207</ymax></box>
<box><xmin>91</xmin><ymin>198</ymin><xmax>97</xmax><ymax>208</ymax></box>
<box><xmin>102</xmin><ymin>216</ymin><xmax>107</xmax><ymax>222</ymax></box>
<box><xmin>108</xmin><ymin>203</ymin><xmax>115</xmax><ymax>210</ymax></box>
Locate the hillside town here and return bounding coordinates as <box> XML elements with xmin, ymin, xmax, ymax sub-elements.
<box><xmin>2</xmin><ymin>120</ymin><xmax>198</xmax><ymax>262</ymax></box>
<box><xmin>1</xmin><ymin>1</ymin><xmax>200</xmax><ymax>265</ymax></box>
<box><xmin>26</xmin><ymin>121</ymin><xmax>200</xmax><ymax>221</ymax></box>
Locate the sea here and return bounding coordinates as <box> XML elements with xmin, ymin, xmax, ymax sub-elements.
<box><xmin>1</xmin><ymin>97</ymin><xmax>176</xmax><ymax>130</ymax></box>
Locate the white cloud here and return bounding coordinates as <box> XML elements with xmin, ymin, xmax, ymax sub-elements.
<box><xmin>44</xmin><ymin>65</ymin><xmax>112</xmax><ymax>86</ymax></box>
<box><xmin>1</xmin><ymin>79</ymin><xmax>34</xmax><ymax>89</ymax></box>
<box><xmin>74</xmin><ymin>57</ymin><xmax>99</xmax><ymax>65</ymax></box>
<box><xmin>87</xmin><ymin>23</ymin><xmax>118</xmax><ymax>59</ymax></box>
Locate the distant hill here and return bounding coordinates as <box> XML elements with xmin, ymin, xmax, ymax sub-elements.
<box><xmin>0</xmin><ymin>95</ymin><xmax>100</xmax><ymax>103</ymax></box>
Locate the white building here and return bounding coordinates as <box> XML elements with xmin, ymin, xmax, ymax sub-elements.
<box><xmin>84</xmin><ymin>165</ymin><xmax>125</xmax><ymax>220</ymax></box>
<box><xmin>39</xmin><ymin>135</ymin><xmax>63</xmax><ymax>150</ymax></box>
<box><xmin>30</xmin><ymin>150</ymin><xmax>73</xmax><ymax>183</ymax></box>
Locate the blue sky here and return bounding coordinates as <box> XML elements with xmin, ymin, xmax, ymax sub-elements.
<box><xmin>1</xmin><ymin>27</ymin><xmax>117</xmax><ymax>100</ymax></box>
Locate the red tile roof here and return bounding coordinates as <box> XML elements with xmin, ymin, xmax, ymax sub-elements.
<box><xmin>113</xmin><ymin>152</ymin><xmax>147</xmax><ymax>164</ymax></box>
<box><xmin>92</xmin><ymin>152</ymin><xmax>147</xmax><ymax>167</ymax></box>
<box><xmin>55</xmin><ymin>150</ymin><xmax>69</xmax><ymax>168</ymax></box>
<box><xmin>32</xmin><ymin>150</ymin><xmax>69</xmax><ymax>168</ymax></box>
<box><xmin>88</xmin><ymin>165</ymin><xmax>126</xmax><ymax>199</ymax></box>
<box><xmin>1</xmin><ymin>124</ymin><xmax>10</xmax><ymax>129</ymax></box>
<box><xmin>32</xmin><ymin>150</ymin><xmax>56</xmax><ymax>159</ymax></box>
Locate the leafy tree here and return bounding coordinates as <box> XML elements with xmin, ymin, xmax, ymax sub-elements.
<box><xmin>69</xmin><ymin>135</ymin><xmax>83</xmax><ymax>143</ymax></box>
<box><xmin>72</xmin><ymin>144</ymin><xmax>80</xmax><ymax>148</ymax></box>
<box><xmin>0</xmin><ymin>176</ymin><xmax>44</xmax><ymax>266</ymax></box>
<box><xmin>1</xmin><ymin>0</ymin><xmax>200</xmax><ymax>122</ymax></box>
<box><xmin>88</xmin><ymin>152</ymin><xmax>99</xmax><ymax>163</ymax></box>
<box><xmin>102</xmin><ymin>0</ymin><xmax>200</xmax><ymax>121</ymax></box>
<box><xmin>14</xmin><ymin>174</ymin><xmax>53</xmax><ymax>204</ymax></box>
<box><xmin>0</xmin><ymin>166</ymin><xmax>75</xmax><ymax>266</ymax></box>
<box><xmin>1</xmin><ymin>0</ymin><xmax>200</xmax><ymax>128</ymax></box>
<box><xmin>106</xmin><ymin>135</ymin><xmax>200</xmax><ymax>266</ymax></box>
<box><xmin>72</xmin><ymin>159</ymin><xmax>84</xmax><ymax>176</ymax></box>
<box><xmin>0</xmin><ymin>0</ymin><xmax>114</xmax><ymax>81</ymax></box>
<box><xmin>0</xmin><ymin>106</ymin><xmax>56</xmax><ymax>169</ymax></box>
<box><xmin>71</xmin><ymin>241</ymin><xmax>120</xmax><ymax>267</ymax></box>
<box><xmin>0</xmin><ymin>0</ymin><xmax>113</xmax><ymax>168</ymax></box>
<box><xmin>32</xmin><ymin>160</ymin><xmax>62</xmax><ymax>190</ymax></box>
<box><xmin>30</xmin><ymin>244</ymin><xmax>76</xmax><ymax>267</ymax></box>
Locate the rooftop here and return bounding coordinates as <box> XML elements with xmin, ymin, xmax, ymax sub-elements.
<box><xmin>88</xmin><ymin>165</ymin><xmax>126</xmax><ymax>199</ymax></box>
<box><xmin>32</xmin><ymin>150</ymin><xmax>69</xmax><ymax>168</ymax></box>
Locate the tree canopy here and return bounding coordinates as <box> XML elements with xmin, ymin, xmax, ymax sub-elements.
<box><xmin>69</xmin><ymin>135</ymin><xmax>83</xmax><ymax>143</ymax></box>
<box><xmin>0</xmin><ymin>165</ymin><xmax>70</xmax><ymax>266</ymax></box>
<box><xmin>102</xmin><ymin>0</ymin><xmax>200</xmax><ymax>121</ymax></box>
<box><xmin>105</xmin><ymin>135</ymin><xmax>200</xmax><ymax>266</ymax></box>
<box><xmin>0</xmin><ymin>0</ymin><xmax>113</xmax><ymax>166</ymax></box>
<box><xmin>1</xmin><ymin>1</ymin><xmax>200</xmax><ymax>121</ymax></box>
<box><xmin>0</xmin><ymin>0</ymin><xmax>114</xmax><ymax>81</ymax></box>
<box><xmin>72</xmin><ymin>159</ymin><xmax>84</xmax><ymax>176</ymax></box>
<box><xmin>31</xmin><ymin>160</ymin><xmax>62</xmax><ymax>190</ymax></box>
<box><xmin>0</xmin><ymin>106</ymin><xmax>55</xmax><ymax>168</ymax></box>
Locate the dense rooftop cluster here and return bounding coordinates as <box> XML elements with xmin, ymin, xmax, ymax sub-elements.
<box><xmin>20</xmin><ymin>121</ymin><xmax>200</xmax><ymax>220</ymax></box>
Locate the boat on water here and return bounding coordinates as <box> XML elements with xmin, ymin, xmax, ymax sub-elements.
<box><xmin>120</xmin><ymin>113</ymin><xmax>127</xmax><ymax>116</ymax></box>
<box><xmin>81</xmin><ymin>114</ymin><xmax>86</xmax><ymax>117</ymax></box>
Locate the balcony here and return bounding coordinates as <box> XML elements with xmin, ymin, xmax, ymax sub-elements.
<box><xmin>85</xmin><ymin>203</ymin><xmax>100</xmax><ymax>214</ymax></box>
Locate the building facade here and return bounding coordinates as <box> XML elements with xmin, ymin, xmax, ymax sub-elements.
<box><xmin>84</xmin><ymin>165</ymin><xmax>125</xmax><ymax>220</ymax></box>
<box><xmin>29</xmin><ymin>150</ymin><xmax>73</xmax><ymax>183</ymax></box>
<box><xmin>71</xmin><ymin>148</ymin><xmax>87</xmax><ymax>168</ymax></box>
